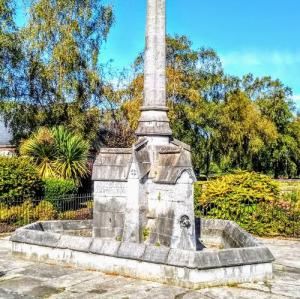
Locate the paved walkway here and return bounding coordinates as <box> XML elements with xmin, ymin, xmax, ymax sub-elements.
<box><xmin>0</xmin><ymin>236</ymin><xmax>299</xmax><ymax>299</ymax></box>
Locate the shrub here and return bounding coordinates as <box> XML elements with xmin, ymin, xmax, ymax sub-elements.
<box><xmin>194</xmin><ymin>171</ymin><xmax>300</xmax><ymax>236</ymax></box>
<box><xmin>0</xmin><ymin>157</ymin><xmax>44</xmax><ymax>204</ymax></box>
<box><xmin>0</xmin><ymin>200</ymin><xmax>34</xmax><ymax>225</ymax></box>
<box><xmin>44</xmin><ymin>178</ymin><xmax>78</xmax><ymax>212</ymax></box>
<box><xmin>196</xmin><ymin>171</ymin><xmax>279</xmax><ymax>206</ymax></box>
<box><xmin>85</xmin><ymin>201</ymin><xmax>93</xmax><ymax>209</ymax></box>
<box><xmin>0</xmin><ymin>200</ymin><xmax>58</xmax><ymax>229</ymax></box>
<box><xmin>58</xmin><ymin>210</ymin><xmax>77</xmax><ymax>220</ymax></box>
<box><xmin>282</xmin><ymin>188</ymin><xmax>300</xmax><ymax>212</ymax></box>
<box><xmin>33</xmin><ymin>200</ymin><xmax>57</xmax><ymax>221</ymax></box>
<box><xmin>58</xmin><ymin>207</ymin><xmax>92</xmax><ymax>220</ymax></box>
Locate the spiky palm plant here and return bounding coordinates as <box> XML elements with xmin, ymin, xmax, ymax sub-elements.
<box><xmin>20</xmin><ymin>126</ymin><xmax>90</xmax><ymax>184</ymax></box>
<box><xmin>19</xmin><ymin>128</ymin><xmax>57</xmax><ymax>179</ymax></box>
<box><xmin>52</xmin><ymin>126</ymin><xmax>90</xmax><ymax>185</ymax></box>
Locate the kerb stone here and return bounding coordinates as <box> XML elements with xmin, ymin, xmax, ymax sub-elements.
<box><xmin>118</xmin><ymin>242</ymin><xmax>146</xmax><ymax>260</ymax></box>
<box><xmin>10</xmin><ymin>229</ymin><xmax>61</xmax><ymax>248</ymax></box>
<box><xmin>89</xmin><ymin>238</ymin><xmax>121</xmax><ymax>256</ymax></box>
<box><xmin>56</xmin><ymin>235</ymin><xmax>91</xmax><ymax>252</ymax></box>
<box><xmin>143</xmin><ymin>245</ymin><xmax>170</xmax><ymax>264</ymax></box>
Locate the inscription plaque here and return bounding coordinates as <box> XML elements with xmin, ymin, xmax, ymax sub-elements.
<box><xmin>94</xmin><ymin>182</ymin><xmax>127</xmax><ymax>197</ymax></box>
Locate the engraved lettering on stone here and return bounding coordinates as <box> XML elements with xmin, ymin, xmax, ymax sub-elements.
<box><xmin>94</xmin><ymin>182</ymin><xmax>126</xmax><ymax>196</ymax></box>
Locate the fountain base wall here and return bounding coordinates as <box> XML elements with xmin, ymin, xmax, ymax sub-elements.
<box><xmin>10</xmin><ymin>219</ymin><xmax>274</xmax><ymax>289</ymax></box>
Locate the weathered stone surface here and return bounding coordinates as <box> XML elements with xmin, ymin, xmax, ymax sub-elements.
<box><xmin>143</xmin><ymin>245</ymin><xmax>170</xmax><ymax>264</ymax></box>
<box><xmin>93</xmin><ymin>227</ymin><xmax>115</xmax><ymax>238</ymax></box>
<box><xmin>61</xmin><ymin>220</ymin><xmax>92</xmax><ymax>231</ymax></box>
<box><xmin>56</xmin><ymin>235</ymin><xmax>91</xmax><ymax>252</ymax></box>
<box><xmin>94</xmin><ymin>196</ymin><xmax>126</xmax><ymax>212</ymax></box>
<box><xmin>201</xmin><ymin>218</ymin><xmax>228</xmax><ymax>231</ymax></box>
<box><xmin>154</xmin><ymin>153</ymin><xmax>195</xmax><ymax>184</ymax></box>
<box><xmin>193</xmin><ymin>251</ymin><xmax>222</xmax><ymax>269</ymax></box>
<box><xmin>9</xmin><ymin>218</ymin><xmax>274</xmax><ymax>271</ymax></box>
<box><xmin>93</xmin><ymin>211</ymin><xmax>114</xmax><ymax>227</ymax></box>
<box><xmin>93</xmin><ymin>193</ymin><xmax>127</xmax><ymax>239</ymax></box>
<box><xmin>218</xmin><ymin>248</ymin><xmax>244</xmax><ymax>266</ymax></box>
<box><xmin>89</xmin><ymin>238</ymin><xmax>121</xmax><ymax>256</ymax></box>
<box><xmin>91</xmin><ymin>0</ymin><xmax>197</xmax><ymax>251</ymax></box>
<box><xmin>41</xmin><ymin>221</ymin><xmax>64</xmax><ymax>232</ymax></box>
<box><xmin>198</xmin><ymin>219</ymin><xmax>261</xmax><ymax>251</ymax></box>
<box><xmin>117</xmin><ymin>242</ymin><xmax>146</xmax><ymax>260</ymax></box>
<box><xmin>167</xmin><ymin>248</ymin><xmax>195</xmax><ymax>268</ymax></box>
<box><xmin>2</xmin><ymin>236</ymin><xmax>300</xmax><ymax>298</ymax></box>
<box><xmin>239</xmin><ymin>247</ymin><xmax>275</xmax><ymax>264</ymax></box>
<box><xmin>142</xmin><ymin>16</ymin><xmax>164</xmax><ymax>103</ymax></box>
<box><xmin>39</xmin><ymin>220</ymin><xmax>92</xmax><ymax>233</ymax></box>
<box><xmin>10</xmin><ymin>239</ymin><xmax>274</xmax><ymax>289</ymax></box>
<box><xmin>223</xmin><ymin>221</ymin><xmax>259</xmax><ymax>248</ymax></box>
<box><xmin>10</xmin><ymin>229</ymin><xmax>60</xmax><ymax>248</ymax></box>
<box><xmin>92</xmin><ymin>151</ymin><xmax>132</xmax><ymax>181</ymax></box>
<box><xmin>114</xmin><ymin>213</ymin><xmax>125</xmax><ymax>227</ymax></box>
<box><xmin>18</xmin><ymin>221</ymin><xmax>44</xmax><ymax>232</ymax></box>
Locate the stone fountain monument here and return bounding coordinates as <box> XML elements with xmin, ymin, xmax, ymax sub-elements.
<box><xmin>92</xmin><ymin>0</ymin><xmax>196</xmax><ymax>250</ymax></box>
<box><xmin>10</xmin><ymin>0</ymin><xmax>274</xmax><ymax>288</ymax></box>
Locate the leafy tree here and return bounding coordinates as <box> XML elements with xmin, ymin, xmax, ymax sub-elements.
<box><xmin>240</xmin><ymin>75</ymin><xmax>297</xmax><ymax>177</ymax></box>
<box><xmin>20</xmin><ymin>126</ymin><xmax>90</xmax><ymax>184</ymax></box>
<box><xmin>1</xmin><ymin>0</ymin><xmax>113</xmax><ymax>145</ymax></box>
<box><xmin>217</xmin><ymin>91</ymin><xmax>277</xmax><ymax>170</ymax></box>
<box><xmin>0</xmin><ymin>0</ymin><xmax>22</xmax><ymax>101</ymax></box>
<box><xmin>121</xmin><ymin>35</ymin><xmax>297</xmax><ymax>178</ymax></box>
<box><xmin>1</xmin><ymin>2</ymin><xmax>298</xmax><ymax>179</ymax></box>
<box><xmin>121</xmin><ymin>35</ymin><xmax>225</xmax><ymax>176</ymax></box>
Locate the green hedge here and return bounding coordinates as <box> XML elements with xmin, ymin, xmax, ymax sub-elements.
<box><xmin>195</xmin><ymin>171</ymin><xmax>300</xmax><ymax>237</ymax></box>
<box><xmin>44</xmin><ymin>178</ymin><xmax>78</xmax><ymax>211</ymax></box>
<box><xmin>0</xmin><ymin>157</ymin><xmax>43</xmax><ymax>203</ymax></box>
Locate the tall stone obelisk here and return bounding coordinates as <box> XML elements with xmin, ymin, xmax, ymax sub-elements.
<box><xmin>136</xmin><ymin>0</ymin><xmax>172</xmax><ymax>142</ymax></box>
<box><xmin>92</xmin><ymin>0</ymin><xmax>197</xmax><ymax>251</ymax></box>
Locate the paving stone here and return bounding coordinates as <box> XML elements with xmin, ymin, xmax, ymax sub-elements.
<box><xmin>197</xmin><ymin>286</ymin><xmax>291</xmax><ymax>299</ymax></box>
<box><xmin>43</xmin><ymin>271</ymin><xmax>100</xmax><ymax>289</ymax></box>
<box><xmin>0</xmin><ymin>288</ymin><xmax>34</xmax><ymax>299</ymax></box>
<box><xmin>69</xmin><ymin>276</ymin><xmax>134</xmax><ymax>293</ymax></box>
<box><xmin>178</xmin><ymin>292</ymin><xmax>211</xmax><ymax>299</ymax></box>
<box><xmin>27</xmin><ymin>285</ymin><xmax>65</xmax><ymax>299</ymax></box>
<box><xmin>48</xmin><ymin>290</ymin><xmax>90</xmax><ymax>299</ymax></box>
<box><xmin>0</xmin><ymin>276</ymin><xmax>43</xmax><ymax>294</ymax></box>
<box><xmin>0</xmin><ymin>237</ymin><xmax>299</xmax><ymax>298</ymax></box>
<box><xmin>18</xmin><ymin>263</ymin><xmax>77</xmax><ymax>280</ymax></box>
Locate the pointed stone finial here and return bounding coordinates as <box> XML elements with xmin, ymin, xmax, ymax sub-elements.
<box><xmin>136</xmin><ymin>0</ymin><xmax>172</xmax><ymax>138</ymax></box>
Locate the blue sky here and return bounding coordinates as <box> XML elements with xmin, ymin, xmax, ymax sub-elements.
<box><xmin>16</xmin><ymin>0</ymin><xmax>300</xmax><ymax>107</ymax></box>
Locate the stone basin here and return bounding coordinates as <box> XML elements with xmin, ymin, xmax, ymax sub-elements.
<box><xmin>10</xmin><ymin>219</ymin><xmax>274</xmax><ymax>289</ymax></box>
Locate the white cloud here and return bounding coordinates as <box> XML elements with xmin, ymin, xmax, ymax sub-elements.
<box><xmin>292</xmin><ymin>95</ymin><xmax>300</xmax><ymax>101</ymax></box>
<box><xmin>221</xmin><ymin>51</ymin><xmax>300</xmax><ymax>67</ymax></box>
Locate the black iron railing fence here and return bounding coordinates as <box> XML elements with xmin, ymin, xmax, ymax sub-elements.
<box><xmin>0</xmin><ymin>194</ymin><xmax>93</xmax><ymax>233</ymax></box>
<box><xmin>0</xmin><ymin>194</ymin><xmax>299</xmax><ymax>237</ymax></box>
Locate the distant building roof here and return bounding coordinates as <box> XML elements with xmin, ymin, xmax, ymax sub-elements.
<box><xmin>0</xmin><ymin>117</ymin><xmax>12</xmax><ymax>146</ymax></box>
